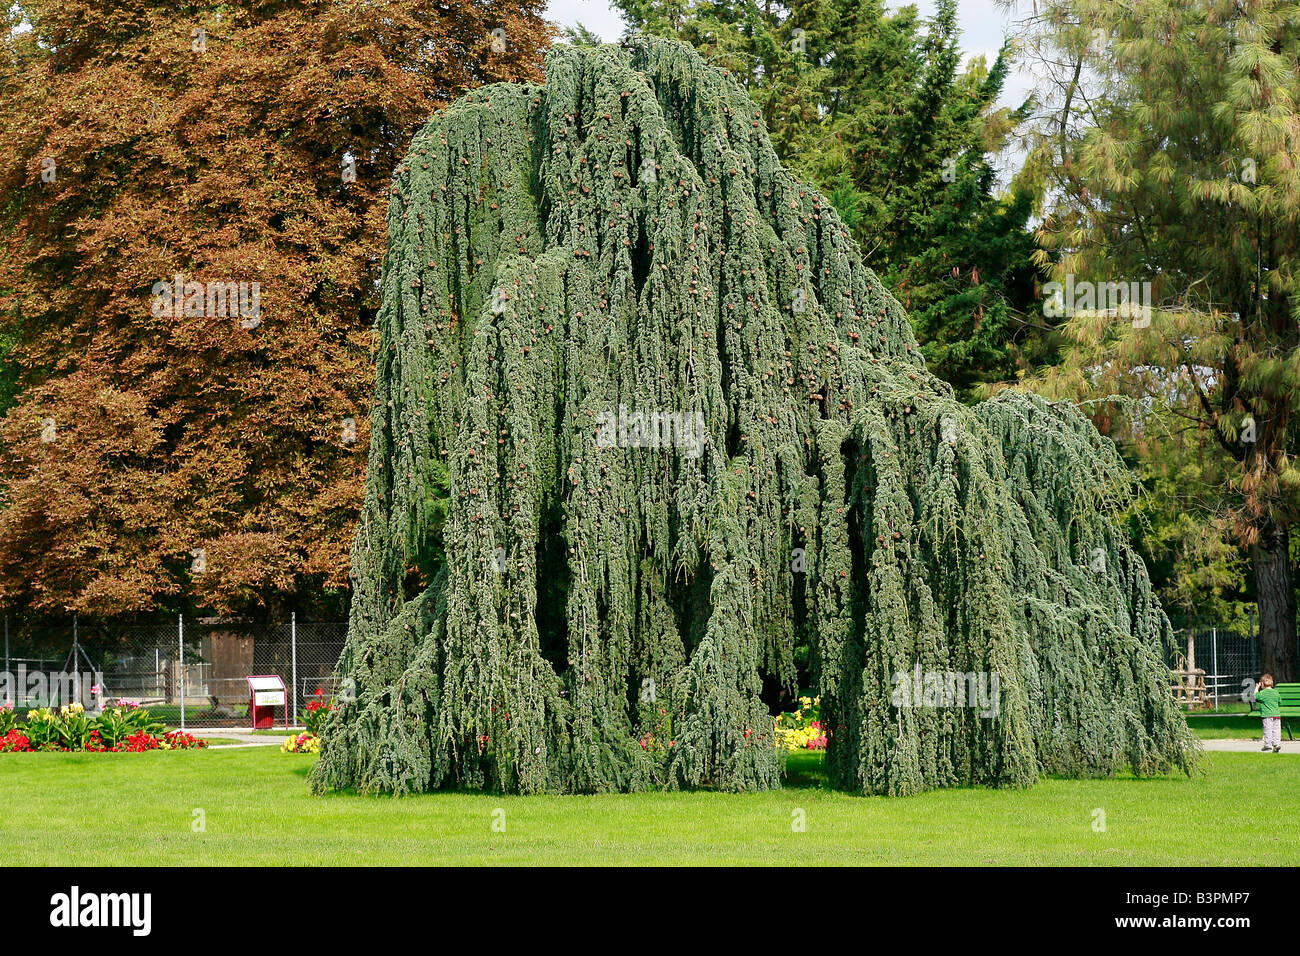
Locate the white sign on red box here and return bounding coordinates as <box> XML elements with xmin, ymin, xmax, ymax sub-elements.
<box><xmin>246</xmin><ymin>675</ymin><xmax>286</xmax><ymax>706</ymax></box>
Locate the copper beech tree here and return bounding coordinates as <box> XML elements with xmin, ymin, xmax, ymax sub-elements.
<box><xmin>0</xmin><ymin>0</ymin><xmax>553</xmax><ymax>617</ymax></box>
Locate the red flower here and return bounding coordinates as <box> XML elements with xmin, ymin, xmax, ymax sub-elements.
<box><xmin>0</xmin><ymin>729</ymin><xmax>32</xmax><ymax>752</ymax></box>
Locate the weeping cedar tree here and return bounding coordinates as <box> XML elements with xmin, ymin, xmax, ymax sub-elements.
<box><xmin>311</xmin><ymin>38</ymin><xmax>1194</xmax><ymax>796</ymax></box>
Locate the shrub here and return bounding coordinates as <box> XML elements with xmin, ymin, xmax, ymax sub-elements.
<box><xmin>53</xmin><ymin>704</ymin><xmax>97</xmax><ymax>750</ymax></box>
<box><xmin>2</xmin><ymin>704</ymin><xmax>194</xmax><ymax>754</ymax></box>
<box><xmin>23</xmin><ymin>707</ymin><xmax>63</xmax><ymax>750</ymax></box>
<box><xmin>637</xmin><ymin>705</ymin><xmax>674</xmax><ymax>755</ymax></box>
<box><xmin>0</xmin><ymin>702</ymin><xmax>17</xmax><ymax>735</ymax></box>
<box><xmin>96</xmin><ymin>705</ymin><xmax>164</xmax><ymax>749</ymax></box>
<box><xmin>113</xmin><ymin>731</ymin><xmax>160</xmax><ymax>753</ymax></box>
<box><xmin>0</xmin><ymin>728</ymin><xmax>31</xmax><ymax>752</ymax></box>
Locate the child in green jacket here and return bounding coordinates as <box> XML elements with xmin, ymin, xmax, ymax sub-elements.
<box><xmin>1256</xmin><ymin>674</ymin><xmax>1281</xmax><ymax>753</ymax></box>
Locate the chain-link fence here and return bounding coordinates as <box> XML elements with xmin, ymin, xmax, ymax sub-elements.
<box><xmin>0</xmin><ymin>612</ymin><xmax>1275</xmax><ymax>722</ymax></box>
<box><xmin>0</xmin><ymin>615</ymin><xmax>346</xmax><ymax>729</ymax></box>
<box><xmin>1167</xmin><ymin>618</ymin><xmax>1260</xmax><ymax>709</ymax></box>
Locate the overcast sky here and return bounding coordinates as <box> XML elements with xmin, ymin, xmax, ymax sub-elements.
<box><xmin>545</xmin><ymin>0</ymin><xmax>1038</xmax><ymax>110</ymax></box>
<box><xmin>544</xmin><ymin>0</ymin><xmax>1040</xmax><ymax>182</ymax></box>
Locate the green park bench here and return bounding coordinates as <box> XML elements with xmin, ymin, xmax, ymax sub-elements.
<box><xmin>1278</xmin><ymin>684</ymin><xmax>1300</xmax><ymax>740</ymax></box>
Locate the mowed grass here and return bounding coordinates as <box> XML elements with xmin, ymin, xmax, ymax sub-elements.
<box><xmin>2</xmin><ymin>748</ymin><xmax>1295</xmax><ymax>866</ymax></box>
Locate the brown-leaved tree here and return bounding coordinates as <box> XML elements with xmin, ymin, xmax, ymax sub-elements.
<box><xmin>0</xmin><ymin>0</ymin><xmax>553</xmax><ymax>619</ymax></box>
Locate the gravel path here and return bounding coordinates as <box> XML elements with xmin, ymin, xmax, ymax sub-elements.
<box><xmin>195</xmin><ymin>728</ymin><xmax>300</xmax><ymax>748</ymax></box>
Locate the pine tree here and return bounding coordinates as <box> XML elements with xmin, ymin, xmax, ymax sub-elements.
<box><xmin>312</xmin><ymin>37</ymin><xmax>1194</xmax><ymax>796</ymax></box>
<box><xmin>1012</xmin><ymin>0</ymin><xmax>1300</xmax><ymax>679</ymax></box>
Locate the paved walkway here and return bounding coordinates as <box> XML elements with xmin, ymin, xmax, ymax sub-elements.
<box><xmin>1200</xmin><ymin>737</ymin><xmax>1299</xmax><ymax>753</ymax></box>
<box><xmin>192</xmin><ymin>727</ymin><xmax>304</xmax><ymax>748</ymax></box>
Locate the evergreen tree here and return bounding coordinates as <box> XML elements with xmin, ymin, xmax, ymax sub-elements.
<box><xmin>1012</xmin><ymin>0</ymin><xmax>1300</xmax><ymax>678</ymax></box>
<box><xmin>312</xmin><ymin>37</ymin><xmax>1192</xmax><ymax>796</ymax></box>
<box><xmin>614</xmin><ymin>0</ymin><xmax>1049</xmax><ymax>399</ymax></box>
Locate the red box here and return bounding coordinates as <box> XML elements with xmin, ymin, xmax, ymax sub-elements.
<box><xmin>245</xmin><ymin>675</ymin><xmax>288</xmax><ymax>730</ymax></box>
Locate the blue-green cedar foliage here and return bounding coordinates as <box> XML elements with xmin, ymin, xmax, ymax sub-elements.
<box><xmin>310</xmin><ymin>38</ymin><xmax>1194</xmax><ymax>796</ymax></box>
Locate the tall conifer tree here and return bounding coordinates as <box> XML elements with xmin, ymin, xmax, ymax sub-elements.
<box><xmin>613</xmin><ymin>0</ymin><xmax>1049</xmax><ymax>399</ymax></box>
<box><xmin>313</xmin><ymin>38</ymin><xmax>1193</xmax><ymax>796</ymax></box>
<box><xmin>1012</xmin><ymin>0</ymin><xmax>1300</xmax><ymax>678</ymax></box>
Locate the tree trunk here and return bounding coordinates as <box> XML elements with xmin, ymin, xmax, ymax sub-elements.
<box><xmin>1252</xmin><ymin>520</ymin><xmax>1297</xmax><ymax>682</ymax></box>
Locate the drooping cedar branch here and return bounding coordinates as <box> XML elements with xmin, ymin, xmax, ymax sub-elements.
<box><xmin>311</xmin><ymin>37</ymin><xmax>1194</xmax><ymax>796</ymax></box>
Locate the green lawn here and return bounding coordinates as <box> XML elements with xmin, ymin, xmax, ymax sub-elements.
<box><xmin>1184</xmin><ymin>701</ymin><xmax>1256</xmax><ymax>714</ymax></box>
<box><xmin>2</xmin><ymin>748</ymin><xmax>1296</xmax><ymax>865</ymax></box>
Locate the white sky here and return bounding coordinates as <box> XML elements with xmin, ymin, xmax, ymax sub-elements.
<box><xmin>545</xmin><ymin>0</ymin><xmax>1037</xmax><ymax>112</ymax></box>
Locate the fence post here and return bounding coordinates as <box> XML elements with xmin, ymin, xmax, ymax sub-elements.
<box><xmin>72</xmin><ymin>613</ymin><xmax>80</xmax><ymax>707</ymax></box>
<box><xmin>179</xmin><ymin>613</ymin><xmax>185</xmax><ymax>732</ymax></box>
<box><xmin>291</xmin><ymin>611</ymin><xmax>298</xmax><ymax>728</ymax></box>
<box><xmin>1211</xmin><ymin>627</ymin><xmax>1219</xmax><ymax>711</ymax></box>
<box><xmin>3</xmin><ymin>615</ymin><xmax>8</xmax><ymax>706</ymax></box>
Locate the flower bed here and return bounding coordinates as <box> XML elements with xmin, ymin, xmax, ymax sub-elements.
<box><xmin>281</xmin><ymin>732</ymin><xmax>320</xmax><ymax>754</ymax></box>
<box><xmin>0</xmin><ymin>702</ymin><xmax>207</xmax><ymax>752</ymax></box>
<box><xmin>774</xmin><ymin>695</ymin><xmax>828</xmax><ymax>752</ymax></box>
<box><xmin>280</xmin><ymin>688</ymin><xmax>336</xmax><ymax>754</ymax></box>
<box><xmin>300</xmin><ymin>688</ymin><xmax>334</xmax><ymax>735</ymax></box>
